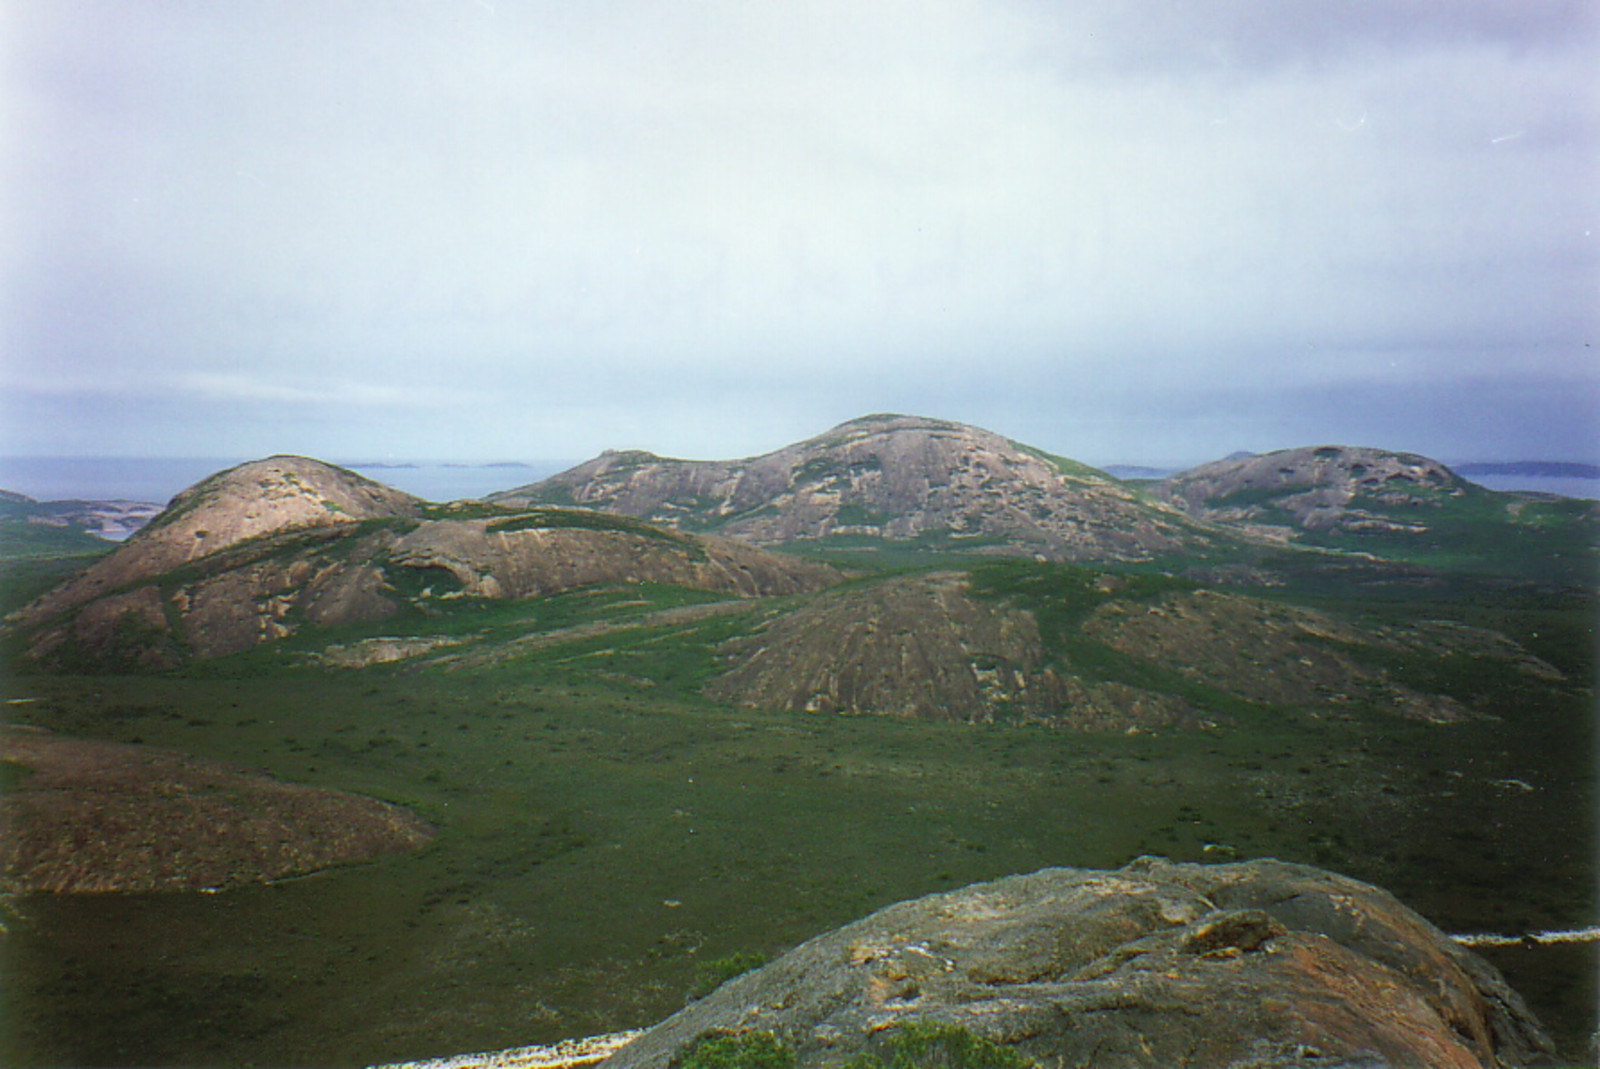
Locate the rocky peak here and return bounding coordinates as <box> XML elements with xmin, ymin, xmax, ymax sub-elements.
<box><xmin>811</xmin><ymin>412</ymin><xmax>967</xmax><ymax>440</ymax></box>
<box><xmin>9</xmin><ymin>456</ymin><xmax>423</xmax><ymax>630</ymax></box>
<box><xmin>1153</xmin><ymin>445</ymin><xmax>1471</xmax><ymax>534</ymax></box>
<box><xmin>1163</xmin><ymin>445</ymin><xmax>1463</xmax><ymax>500</ymax></box>
<box><xmin>145</xmin><ymin>455</ymin><xmax>423</xmax><ymax>550</ymax></box>
<box><xmin>5</xmin><ymin>456</ymin><xmax>841</xmax><ymax>669</ymax></box>
<box><xmin>493</xmin><ymin>414</ymin><xmax>1223</xmax><ymax>562</ymax></box>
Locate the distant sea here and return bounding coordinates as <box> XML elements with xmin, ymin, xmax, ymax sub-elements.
<box><xmin>0</xmin><ymin>456</ymin><xmax>1595</xmax><ymax>505</ymax></box>
<box><xmin>1460</xmin><ymin>474</ymin><xmax>1599</xmax><ymax>500</ymax></box>
<box><xmin>0</xmin><ymin>457</ymin><xmax>574</xmax><ymax>505</ymax></box>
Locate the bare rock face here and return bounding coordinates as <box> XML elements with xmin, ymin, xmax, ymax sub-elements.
<box><xmin>1151</xmin><ymin>446</ymin><xmax>1472</xmax><ymax>536</ymax></box>
<box><xmin>492</xmin><ymin>415</ymin><xmax>1225</xmax><ymax>562</ymax></box>
<box><xmin>705</xmin><ymin>571</ymin><xmax>1560</xmax><ymax>729</ymax></box>
<box><xmin>378</xmin><ymin>517</ymin><xmax>838</xmax><ymax>602</ymax></box>
<box><xmin>10</xmin><ymin>456</ymin><xmax>425</xmax><ymax>630</ymax></box>
<box><xmin>706</xmin><ymin>572</ymin><xmax>1192</xmax><ymax>729</ymax></box>
<box><xmin>1078</xmin><ymin>589</ymin><xmax>1560</xmax><ymax>723</ymax></box>
<box><xmin>5</xmin><ymin>459</ymin><xmax>839</xmax><ymax>669</ymax></box>
<box><xmin>601</xmin><ymin>858</ymin><xmax>1556</xmax><ymax>1069</ymax></box>
<box><xmin>0</xmin><ymin>727</ymin><xmax>432</xmax><ymax>893</ymax></box>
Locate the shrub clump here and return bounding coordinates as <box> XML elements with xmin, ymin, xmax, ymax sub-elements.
<box><xmin>674</xmin><ymin>1030</ymin><xmax>794</xmax><ymax>1069</ymax></box>
<box><xmin>687</xmin><ymin>951</ymin><xmax>769</xmax><ymax>1001</ymax></box>
<box><xmin>847</xmin><ymin>1023</ymin><xmax>1033</xmax><ymax>1069</ymax></box>
<box><xmin>670</xmin><ymin>1023</ymin><xmax>1031</xmax><ymax>1069</ymax></box>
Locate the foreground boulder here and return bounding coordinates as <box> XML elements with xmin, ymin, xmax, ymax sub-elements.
<box><xmin>602</xmin><ymin>858</ymin><xmax>1555</xmax><ymax>1069</ymax></box>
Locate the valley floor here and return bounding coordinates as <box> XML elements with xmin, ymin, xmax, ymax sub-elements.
<box><xmin>2</xmin><ymin>660</ymin><xmax>1593</xmax><ymax>1067</ymax></box>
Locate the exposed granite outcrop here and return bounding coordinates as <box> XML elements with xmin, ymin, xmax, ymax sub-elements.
<box><xmin>705</xmin><ymin>571</ymin><xmax>1561</xmax><ymax>728</ymax></box>
<box><xmin>4</xmin><ymin>458</ymin><xmax>839</xmax><ymax>668</ymax></box>
<box><xmin>1151</xmin><ymin>446</ymin><xmax>1471</xmax><ymax>536</ymax></box>
<box><xmin>8</xmin><ymin>456</ymin><xmax>425</xmax><ymax>633</ymax></box>
<box><xmin>492</xmin><ymin>414</ymin><xmax>1227</xmax><ymax>562</ymax></box>
<box><xmin>600</xmin><ymin>858</ymin><xmax>1556</xmax><ymax>1069</ymax></box>
<box><xmin>706</xmin><ymin>571</ymin><xmax>1194</xmax><ymax>728</ymax></box>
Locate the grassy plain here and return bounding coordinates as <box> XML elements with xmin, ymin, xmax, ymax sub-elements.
<box><xmin>0</xmin><ymin>539</ymin><xmax>1595</xmax><ymax>1066</ymax></box>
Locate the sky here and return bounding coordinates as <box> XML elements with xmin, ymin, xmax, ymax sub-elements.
<box><xmin>2</xmin><ymin>0</ymin><xmax>1596</xmax><ymax>469</ymax></box>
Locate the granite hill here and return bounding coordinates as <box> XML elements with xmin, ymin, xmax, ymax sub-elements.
<box><xmin>490</xmin><ymin>414</ymin><xmax>1230</xmax><ymax>562</ymax></box>
<box><xmin>3</xmin><ymin>456</ymin><xmax>837</xmax><ymax>670</ymax></box>
<box><xmin>1151</xmin><ymin>444</ymin><xmax>1599</xmax><ymax>581</ymax></box>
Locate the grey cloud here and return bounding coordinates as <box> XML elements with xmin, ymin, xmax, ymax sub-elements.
<box><xmin>1051</xmin><ymin>0</ymin><xmax>1596</xmax><ymax>76</ymax></box>
<box><xmin>2</xmin><ymin>1</ymin><xmax>1594</xmax><ymax>466</ymax></box>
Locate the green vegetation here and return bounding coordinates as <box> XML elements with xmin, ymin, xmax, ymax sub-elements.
<box><xmin>0</xmin><ymin>522</ymin><xmax>114</xmax><ymax>561</ymax></box>
<box><xmin>793</xmin><ymin>456</ymin><xmax>845</xmax><ymax>485</ymax></box>
<box><xmin>1190</xmin><ymin>473</ymin><xmax>1599</xmax><ymax>584</ymax></box>
<box><xmin>1</xmin><ymin>472</ymin><xmax>1595</xmax><ymax>1065</ymax></box>
<box><xmin>849</xmin><ymin>1023</ymin><xmax>1033</xmax><ymax>1069</ymax></box>
<box><xmin>776</xmin><ymin>526</ymin><xmax>1017</xmax><ymax>571</ymax></box>
<box><xmin>381</xmin><ymin>561</ymin><xmax>467</xmax><ymax>600</ymax></box>
<box><xmin>1007</xmin><ymin>441</ymin><xmax>1111</xmax><ymax>483</ymax></box>
<box><xmin>965</xmin><ymin>559</ymin><xmax>1202</xmax><ymax>662</ymax></box>
<box><xmin>0</xmin><ymin>552</ymin><xmax>107</xmax><ymax>618</ymax></box>
<box><xmin>520</xmin><ymin>482</ymin><xmax>578</xmax><ymax>506</ymax></box>
<box><xmin>419</xmin><ymin>501</ymin><xmax>527</xmax><ymax>520</ymax></box>
<box><xmin>686</xmin><ymin>951</ymin><xmax>769</xmax><ymax>1001</ymax></box>
<box><xmin>676</xmin><ymin>1031</ymin><xmax>795</xmax><ymax>1069</ymax></box>
<box><xmin>3</xmin><ymin>558</ymin><xmax>1590</xmax><ymax>1065</ymax></box>
<box><xmin>834</xmin><ymin>503</ymin><xmax>893</xmax><ymax>527</ymax></box>
<box><xmin>1211</xmin><ymin>484</ymin><xmax>1295</xmax><ymax>509</ymax></box>
<box><xmin>0</xmin><ymin>757</ymin><xmax>34</xmax><ymax>792</ymax></box>
<box><xmin>485</xmin><ymin>507</ymin><xmax>691</xmax><ymax>546</ymax></box>
<box><xmin>665</xmin><ymin>1024</ymin><xmax>1031</xmax><ymax>1069</ymax></box>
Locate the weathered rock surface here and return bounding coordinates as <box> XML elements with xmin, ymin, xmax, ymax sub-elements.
<box><xmin>1150</xmin><ymin>445</ymin><xmax>1600</xmax><ymax>585</ymax></box>
<box><xmin>492</xmin><ymin>414</ymin><xmax>1228</xmax><ymax>562</ymax></box>
<box><xmin>11</xmin><ymin>456</ymin><xmax>425</xmax><ymax>630</ymax></box>
<box><xmin>0</xmin><ymin>727</ymin><xmax>432</xmax><ymax>892</ymax></box>
<box><xmin>4</xmin><ymin>459</ymin><xmax>840</xmax><ymax>668</ymax></box>
<box><xmin>1078</xmin><ymin>589</ymin><xmax>1561</xmax><ymax>723</ymax></box>
<box><xmin>601</xmin><ymin>858</ymin><xmax>1557</xmax><ymax>1069</ymax></box>
<box><xmin>1152</xmin><ymin>446</ymin><xmax>1473</xmax><ymax>536</ymax></box>
<box><xmin>705</xmin><ymin>570</ymin><xmax>1561</xmax><ymax>729</ymax></box>
<box><xmin>706</xmin><ymin>572</ymin><xmax>1193</xmax><ymax>729</ymax></box>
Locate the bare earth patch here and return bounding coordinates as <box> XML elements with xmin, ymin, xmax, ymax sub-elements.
<box><xmin>0</xmin><ymin>727</ymin><xmax>432</xmax><ymax>893</ymax></box>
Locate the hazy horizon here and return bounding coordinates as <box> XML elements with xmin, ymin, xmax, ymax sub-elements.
<box><xmin>4</xmin><ymin>439</ymin><xmax>1597</xmax><ymax>507</ymax></box>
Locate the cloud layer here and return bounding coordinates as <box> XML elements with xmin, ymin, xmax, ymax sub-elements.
<box><xmin>4</xmin><ymin>1</ymin><xmax>1595</xmax><ymax>465</ymax></box>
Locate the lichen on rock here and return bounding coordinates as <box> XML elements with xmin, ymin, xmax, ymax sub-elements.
<box><xmin>598</xmin><ymin>857</ymin><xmax>1555</xmax><ymax>1069</ymax></box>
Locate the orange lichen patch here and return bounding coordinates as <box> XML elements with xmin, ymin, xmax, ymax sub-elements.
<box><xmin>1265</xmin><ymin>935</ymin><xmax>1487</xmax><ymax>1069</ymax></box>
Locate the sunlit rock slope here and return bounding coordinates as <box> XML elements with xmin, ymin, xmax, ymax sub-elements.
<box><xmin>4</xmin><ymin>456</ymin><xmax>839</xmax><ymax>669</ymax></box>
<box><xmin>1150</xmin><ymin>445</ymin><xmax>1600</xmax><ymax>581</ymax></box>
<box><xmin>600</xmin><ymin>857</ymin><xmax>1555</xmax><ymax>1069</ymax></box>
<box><xmin>492</xmin><ymin>414</ymin><xmax>1229</xmax><ymax>562</ymax></box>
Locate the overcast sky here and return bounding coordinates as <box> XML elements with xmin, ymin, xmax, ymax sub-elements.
<box><xmin>3</xmin><ymin>0</ymin><xmax>1596</xmax><ymax>468</ymax></box>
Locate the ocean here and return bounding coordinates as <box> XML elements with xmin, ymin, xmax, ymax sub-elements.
<box><xmin>1460</xmin><ymin>473</ymin><xmax>1600</xmax><ymax>500</ymax></box>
